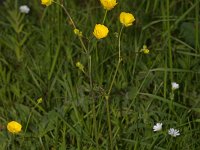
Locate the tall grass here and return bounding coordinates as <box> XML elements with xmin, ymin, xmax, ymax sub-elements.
<box><xmin>0</xmin><ymin>0</ymin><xmax>200</xmax><ymax>149</ymax></box>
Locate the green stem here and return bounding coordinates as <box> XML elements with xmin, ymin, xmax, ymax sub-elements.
<box><xmin>166</xmin><ymin>0</ymin><xmax>174</xmax><ymax>109</ymax></box>
<box><xmin>164</xmin><ymin>51</ymin><xmax>167</xmax><ymax>99</ymax></box>
<box><xmin>102</xmin><ymin>10</ymin><xmax>108</xmax><ymax>24</ymax></box>
<box><xmin>48</xmin><ymin>45</ymin><xmax>60</xmax><ymax>80</ymax></box>
<box><xmin>131</xmin><ymin>33</ymin><xmax>138</xmax><ymax>83</ymax></box>
<box><xmin>105</xmin><ymin>97</ymin><xmax>112</xmax><ymax>149</ymax></box>
<box><xmin>195</xmin><ymin>0</ymin><xmax>199</xmax><ymax>52</ymax></box>
<box><xmin>89</xmin><ymin>55</ymin><xmax>99</xmax><ymax>149</ymax></box>
<box><xmin>15</xmin><ymin>47</ymin><xmax>21</xmax><ymax>62</ymax></box>
<box><xmin>20</xmin><ymin>101</ymin><xmax>40</xmax><ymax>148</ymax></box>
<box><xmin>24</xmin><ymin>112</ymin><xmax>32</xmax><ymax>134</ymax></box>
<box><xmin>54</xmin><ymin>1</ymin><xmax>88</xmax><ymax>53</ymax></box>
<box><xmin>166</xmin><ymin>0</ymin><xmax>173</xmax><ymax>83</ymax></box>
<box><xmin>9</xmin><ymin>134</ymin><xmax>15</xmax><ymax>150</ymax></box>
<box><xmin>105</xmin><ymin>26</ymin><xmax>124</xmax><ymax>150</ymax></box>
<box><xmin>107</xmin><ymin>26</ymin><xmax>123</xmax><ymax>96</ymax></box>
<box><xmin>16</xmin><ymin>34</ymin><xmax>21</xmax><ymax>62</ymax></box>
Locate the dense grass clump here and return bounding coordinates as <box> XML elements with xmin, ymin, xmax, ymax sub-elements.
<box><xmin>0</xmin><ymin>0</ymin><xmax>200</xmax><ymax>149</ymax></box>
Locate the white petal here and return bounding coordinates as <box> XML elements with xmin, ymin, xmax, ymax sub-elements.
<box><xmin>19</xmin><ymin>5</ymin><xmax>30</xmax><ymax>14</ymax></box>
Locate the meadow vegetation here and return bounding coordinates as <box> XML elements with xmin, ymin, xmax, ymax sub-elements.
<box><xmin>0</xmin><ymin>0</ymin><xmax>200</xmax><ymax>149</ymax></box>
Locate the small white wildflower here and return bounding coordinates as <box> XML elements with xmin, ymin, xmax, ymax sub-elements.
<box><xmin>19</xmin><ymin>5</ymin><xmax>30</xmax><ymax>14</ymax></box>
<box><xmin>168</xmin><ymin>128</ymin><xmax>180</xmax><ymax>137</ymax></box>
<box><xmin>171</xmin><ymin>82</ymin><xmax>179</xmax><ymax>90</ymax></box>
<box><xmin>153</xmin><ymin>123</ymin><xmax>162</xmax><ymax>132</ymax></box>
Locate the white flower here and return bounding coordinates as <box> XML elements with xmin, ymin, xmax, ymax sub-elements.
<box><xmin>19</xmin><ymin>5</ymin><xmax>30</xmax><ymax>14</ymax></box>
<box><xmin>168</xmin><ymin>128</ymin><xmax>180</xmax><ymax>137</ymax></box>
<box><xmin>171</xmin><ymin>82</ymin><xmax>179</xmax><ymax>90</ymax></box>
<box><xmin>153</xmin><ymin>123</ymin><xmax>162</xmax><ymax>132</ymax></box>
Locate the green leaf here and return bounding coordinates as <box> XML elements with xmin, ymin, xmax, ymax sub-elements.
<box><xmin>180</xmin><ymin>22</ymin><xmax>200</xmax><ymax>47</ymax></box>
<box><xmin>140</xmin><ymin>93</ymin><xmax>188</xmax><ymax>109</ymax></box>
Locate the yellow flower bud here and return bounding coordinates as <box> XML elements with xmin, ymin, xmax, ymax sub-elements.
<box><xmin>100</xmin><ymin>0</ymin><xmax>117</xmax><ymax>10</ymax></box>
<box><xmin>7</xmin><ymin>121</ymin><xmax>22</xmax><ymax>134</ymax></box>
<box><xmin>41</xmin><ymin>0</ymin><xmax>53</xmax><ymax>6</ymax></box>
<box><xmin>119</xmin><ymin>12</ymin><xmax>135</xmax><ymax>27</ymax></box>
<box><xmin>140</xmin><ymin>45</ymin><xmax>150</xmax><ymax>54</ymax></box>
<box><xmin>143</xmin><ymin>49</ymin><xmax>149</xmax><ymax>54</ymax></box>
<box><xmin>93</xmin><ymin>24</ymin><xmax>109</xmax><ymax>39</ymax></box>
<box><xmin>74</xmin><ymin>28</ymin><xmax>83</xmax><ymax>37</ymax></box>
<box><xmin>37</xmin><ymin>97</ymin><xmax>43</xmax><ymax>104</ymax></box>
<box><xmin>76</xmin><ymin>62</ymin><xmax>84</xmax><ymax>71</ymax></box>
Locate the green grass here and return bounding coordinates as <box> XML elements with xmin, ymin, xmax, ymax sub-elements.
<box><xmin>0</xmin><ymin>0</ymin><xmax>200</xmax><ymax>149</ymax></box>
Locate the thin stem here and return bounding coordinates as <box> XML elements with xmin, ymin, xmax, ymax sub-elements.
<box><xmin>53</xmin><ymin>2</ymin><xmax>76</xmax><ymax>28</ymax></box>
<box><xmin>54</xmin><ymin>1</ymin><xmax>88</xmax><ymax>53</ymax></box>
<box><xmin>16</xmin><ymin>34</ymin><xmax>21</xmax><ymax>62</ymax></box>
<box><xmin>131</xmin><ymin>35</ymin><xmax>139</xmax><ymax>81</ymax></box>
<box><xmin>161</xmin><ymin>2</ymin><xmax>167</xmax><ymax>99</ymax></box>
<box><xmin>107</xmin><ymin>26</ymin><xmax>123</xmax><ymax>96</ymax></box>
<box><xmin>23</xmin><ymin>112</ymin><xmax>32</xmax><ymax>139</ymax></box>
<box><xmin>105</xmin><ymin>97</ymin><xmax>112</xmax><ymax>149</ymax></box>
<box><xmin>195</xmin><ymin>0</ymin><xmax>199</xmax><ymax>52</ymax></box>
<box><xmin>166</xmin><ymin>0</ymin><xmax>173</xmax><ymax>83</ymax></box>
<box><xmin>20</xmin><ymin>101</ymin><xmax>40</xmax><ymax>148</ymax></box>
<box><xmin>89</xmin><ymin>55</ymin><xmax>99</xmax><ymax>149</ymax></box>
<box><xmin>166</xmin><ymin>0</ymin><xmax>174</xmax><ymax>109</ymax></box>
<box><xmin>102</xmin><ymin>10</ymin><xmax>108</xmax><ymax>24</ymax></box>
<box><xmin>105</xmin><ymin>26</ymin><xmax>124</xmax><ymax>150</ymax></box>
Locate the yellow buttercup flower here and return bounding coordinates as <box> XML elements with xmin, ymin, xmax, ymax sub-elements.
<box><xmin>100</xmin><ymin>0</ymin><xmax>117</xmax><ymax>10</ymax></box>
<box><xmin>7</xmin><ymin>121</ymin><xmax>22</xmax><ymax>134</ymax></box>
<box><xmin>140</xmin><ymin>45</ymin><xmax>150</xmax><ymax>54</ymax></box>
<box><xmin>41</xmin><ymin>0</ymin><xmax>53</xmax><ymax>6</ymax></box>
<box><xmin>93</xmin><ymin>24</ymin><xmax>109</xmax><ymax>39</ymax></box>
<box><xmin>119</xmin><ymin>12</ymin><xmax>135</xmax><ymax>27</ymax></box>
